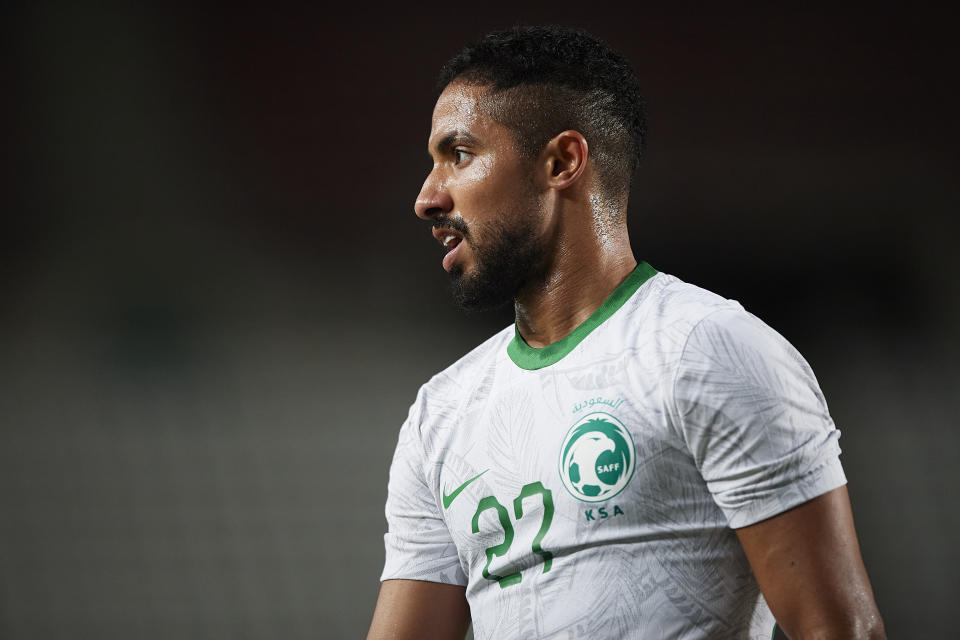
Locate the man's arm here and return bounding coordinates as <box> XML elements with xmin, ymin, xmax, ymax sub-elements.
<box><xmin>366</xmin><ymin>579</ymin><xmax>470</xmax><ymax>640</ymax></box>
<box><xmin>735</xmin><ymin>486</ymin><xmax>886</xmax><ymax>639</ymax></box>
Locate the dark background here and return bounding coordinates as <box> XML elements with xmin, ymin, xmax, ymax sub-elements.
<box><xmin>2</xmin><ymin>3</ymin><xmax>957</xmax><ymax>638</ymax></box>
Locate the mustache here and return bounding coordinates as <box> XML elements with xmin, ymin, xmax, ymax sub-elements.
<box><xmin>432</xmin><ymin>217</ymin><xmax>470</xmax><ymax>238</ymax></box>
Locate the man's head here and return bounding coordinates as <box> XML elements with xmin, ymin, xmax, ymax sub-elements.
<box><xmin>415</xmin><ymin>26</ymin><xmax>645</xmax><ymax>312</ymax></box>
<box><xmin>437</xmin><ymin>25</ymin><xmax>646</xmax><ymax>203</ymax></box>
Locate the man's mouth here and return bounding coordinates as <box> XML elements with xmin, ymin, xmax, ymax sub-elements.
<box><xmin>431</xmin><ymin>225</ymin><xmax>466</xmax><ymax>271</ymax></box>
<box><xmin>441</xmin><ymin>233</ymin><xmax>462</xmax><ymax>250</ymax></box>
<box><xmin>441</xmin><ymin>239</ymin><xmax>463</xmax><ymax>272</ymax></box>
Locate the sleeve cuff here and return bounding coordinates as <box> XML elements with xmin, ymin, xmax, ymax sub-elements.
<box><xmin>380</xmin><ymin>532</ymin><xmax>469</xmax><ymax>586</ymax></box>
<box><xmin>724</xmin><ymin>455</ymin><xmax>847</xmax><ymax>529</ymax></box>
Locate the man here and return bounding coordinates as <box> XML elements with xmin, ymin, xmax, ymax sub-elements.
<box><xmin>368</xmin><ymin>25</ymin><xmax>885</xmax><ymax>640</ymax></box>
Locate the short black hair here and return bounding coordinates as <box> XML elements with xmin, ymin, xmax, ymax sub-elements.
<box><xmin>437</xmin><ymin>25</ymin><xmax>646</xmax><ymax>202</ymax></box>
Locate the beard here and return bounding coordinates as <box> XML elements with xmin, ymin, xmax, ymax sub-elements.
<box><xmin>447</xmin><ymin>206</ymin><xmax>549</xmax><ymax>313</ymax></box>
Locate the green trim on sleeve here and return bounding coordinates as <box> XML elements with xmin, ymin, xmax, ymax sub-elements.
<box><xmin>506</xmin><ymin>261</ymin><xmax>657</xmax><ymax>370</ymax></box>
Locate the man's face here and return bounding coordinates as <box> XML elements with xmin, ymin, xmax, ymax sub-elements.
<box><xmin>415</xmin><ymin>81</ymin><xmax>549</xmax><ymax>312</ymax></box>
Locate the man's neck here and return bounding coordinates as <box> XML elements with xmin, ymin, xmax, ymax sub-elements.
<box><xmin>513</xmin><ymin>247</ymin><xmax>637</xmax><ymax>349</ymax></box>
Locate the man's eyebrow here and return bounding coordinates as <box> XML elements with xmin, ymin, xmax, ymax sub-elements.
<box><xmin>430</xmin><ymin>130</ymin><xmax>480</xmax><ymax>156</ymax></box>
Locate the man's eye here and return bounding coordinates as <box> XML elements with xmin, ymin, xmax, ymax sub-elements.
<box><xmin>454</xmin><ymin>149</ymin><xmax>470</xmax><ymax>165</ymax></box>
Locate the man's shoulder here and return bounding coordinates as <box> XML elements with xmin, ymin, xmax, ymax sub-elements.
<box><xmin>413</xmin><ymin>324</ymin><xmax>514</xmax><ymax>405</ymax></box>
<box><xmin>632</xmin><ymin>270</ymin><xmax>747</xmax><ymax>335</ymax></box>
<box><xmin>613</xmin><ymin>269</ymin><xmax>796</xmax><ymax>382</ymax></box>
<box><xmin>648</xmin><ymin>271</ymin><xmax>805</xmax><ymax>382</ymax></box>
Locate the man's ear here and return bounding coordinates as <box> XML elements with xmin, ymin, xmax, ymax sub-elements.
<box><xmin>542</xmin><ymin>130</ymin><xmax>589</xmax><ymax>190</ymax></box>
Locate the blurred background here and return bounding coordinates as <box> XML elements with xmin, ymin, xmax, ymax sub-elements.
<box><xmin>2</xmin><ymin>3</ymin><xmax>957</xmax><ymax>638</ymax></box>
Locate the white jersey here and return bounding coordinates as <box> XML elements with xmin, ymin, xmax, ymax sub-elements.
<box><xmin>381</xmin><ymin>263</ymin><xmax>845</xmax><ymax>639</ymax></box>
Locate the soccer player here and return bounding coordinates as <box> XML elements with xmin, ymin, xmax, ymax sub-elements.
<box><xmin>367</xmin><ymin>26</ymin><xmax>885</xmax><ymax>640</ymax></box>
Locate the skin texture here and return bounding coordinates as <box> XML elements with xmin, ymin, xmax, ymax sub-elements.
<box><xmin>367</xmin><ymin>580</ymin><xmax>469</xmax><ymax>640</ymax></box>
<box><xmin>735</xmin><ymin>486</ymin><xmax>886</xmax><ymax>639</ymax></box>
<box><xmin>368</xmin><ymin>80</ymin><xmax>887</xmax><ymax>640</ymax></box>
<box><xmin>413</xmin><ymin>81</ymin><xmax>637</xmax><ymax>345</ymax></box>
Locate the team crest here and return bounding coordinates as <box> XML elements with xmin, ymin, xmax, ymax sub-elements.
<box><xmin>558</xmin><ymin>412</ymin><xmax>635</xmax><ymax>502</ymax></box>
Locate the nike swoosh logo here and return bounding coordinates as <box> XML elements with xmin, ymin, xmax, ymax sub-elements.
<box><xmin>442</xmin><ymin>469</ymin><xmax>489</xmax><ymax>509</ymax></box>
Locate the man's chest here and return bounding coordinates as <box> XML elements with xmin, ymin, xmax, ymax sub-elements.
<box><xmin>426</xmin><ymin>369</ymin><xmax>697</xmax><ymax>590</ymax></box>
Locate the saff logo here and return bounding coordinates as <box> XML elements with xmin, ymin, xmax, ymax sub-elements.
<box><xmin>558</xmin><ymin>412</ymin><xmax>635</xmax><ymax>503</ymax></box>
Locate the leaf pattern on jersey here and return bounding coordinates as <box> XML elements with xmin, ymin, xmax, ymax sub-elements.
<box><xmin>485</xmin><ymin>387</ymin><xmax>537</xmax><ymax>495</ymax></box>
<box><xmin>530</xmin><ymin>555</ymin><xmax>581</xmax><ymax>636</ymax></box>
<box><xmin>600</xmin><ymin>425</ymin><xmax>763</xmax><ymax>638</ymax></box>
<box><xmin>552</xmin><ymin>546</ymin><xmax>656</xmax><ymax>640</ymax></box>
<box><xmin>421</xmin><ymin>337</ymin><xmax>504</xmax><ymax>458</ymax></box>
<box><xmin>673</xmin><ymin>309</ymin><xmax>839</xmax><ymax>527</ymax></box>
<box><xmin>680</xmin><ymin>312</ymin><xmax>797</xmax><ymax>431</ymax></box>
<box><xmin>382</xmin><ymin>416</ymin><xmax>469</xmax><ymax>584</ymax></box>
<box><xmin>587</xmin><ymin>550</ymin><xmax>652</xmax><ymax>638</ymax></box>
<box><xmin>477</xmin><ymin>576</ymin><xmax>542</xmax><ymax>640</ymax></box>
<box><xmin>559</xmin><ymin>349</ymin><xmax>669</xmax><ymax>419</ymax></box>
<box><xmin>419</xmin><ymin>380</ymin><xmax>463</xmax><ymax>458</ymax></box>
<box><xmin>536</xmin><ymin>369</ymin><xmax>570</xmax><ymax>424</ymax></box>
<box><xmin>462</xmin><ymin>351</ymin><xmax>499</xmax><ymax>415</ymax></box>
<box><xmin>565</xmin><ymin>357</ymin><xmax>629</xmax><ymax>390</ymax></box>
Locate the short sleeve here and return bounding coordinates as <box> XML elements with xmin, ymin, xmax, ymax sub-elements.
<box><xmin>672</xmin><ymin>308</ymin><xmax>846</xmax><ymax>529</ymax></box>
<box><xmin>380</xmin><ymin>399</ymin><xmax>468</xmax><ymax>585</ymax></box>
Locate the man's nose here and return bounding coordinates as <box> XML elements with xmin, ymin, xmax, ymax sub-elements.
<box><xmin>414</xmin><ymin>171</ymin><xmax>453</xmax><ymax>220</ymax></box>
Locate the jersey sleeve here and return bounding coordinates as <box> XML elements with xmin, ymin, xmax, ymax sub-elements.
<box><xmin>671</xmin><ymin>307</ymin><xmax>847</xmax><ymax>529</ymax></box>
<box><xmin>380</xmin><ymin>396</ymin><xmax>468</xmax><ymax>585</ymax></box>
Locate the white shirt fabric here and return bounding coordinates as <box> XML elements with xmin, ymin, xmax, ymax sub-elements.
<box><xmin>380</xmin><ymin>264</ymin><xmax>845</xmax><ymax>639</ymax></box>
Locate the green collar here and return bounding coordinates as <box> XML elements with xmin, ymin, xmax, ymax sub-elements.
<box><xmin>506</xmin><ymin>262</ymin><xmax>658</xmax><ymax>370</ymax></box>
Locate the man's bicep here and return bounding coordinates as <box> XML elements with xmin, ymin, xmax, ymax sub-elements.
<box><xmin>734</xmin><ymin>486</ymin><xmax>885</xmax><ymax>639</ymax></box>
<box><xmin>367</xmin><ymin>579</ymin><xmax>470</xmax><ymax>640</ymax></box>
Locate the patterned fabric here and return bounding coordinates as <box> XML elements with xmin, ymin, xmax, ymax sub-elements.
<box><xmin>381</xmin><ymin>267</ymin><xmax>845</xmax><ymax>639</ymax></box>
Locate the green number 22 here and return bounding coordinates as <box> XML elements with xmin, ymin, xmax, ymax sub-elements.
<box><xmin>470</xmin><ymin>481</ymin><xmax>554</xmax><ymax>589</ymax></box>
